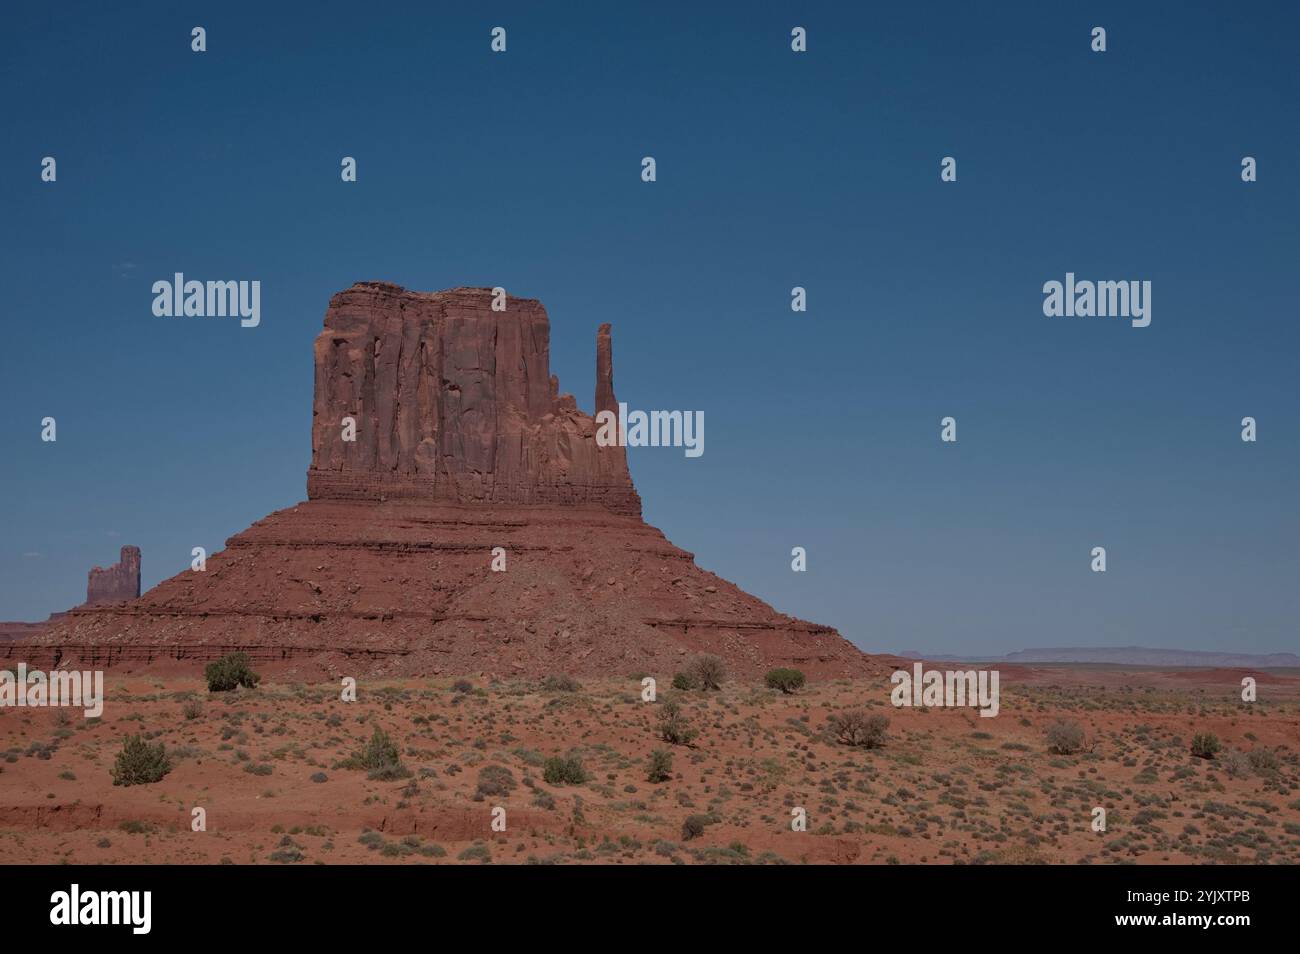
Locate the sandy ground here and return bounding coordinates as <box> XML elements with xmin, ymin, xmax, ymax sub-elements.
<box><xmin>1</xmin><ymin>664</ymin><xmax>1297</xmax><ymax>865</ymax></box>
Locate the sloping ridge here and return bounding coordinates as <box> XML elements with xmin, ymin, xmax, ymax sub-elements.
<box><xmin>18</xmin><ymin>283</ymin><xmax>875</xmax><ymax>680</ymax></box>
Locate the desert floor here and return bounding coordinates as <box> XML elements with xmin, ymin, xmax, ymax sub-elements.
<box><xmin>1</xmin><ymin>665</ymin><xmax>1298</xmax><ymax>864</ymax></box>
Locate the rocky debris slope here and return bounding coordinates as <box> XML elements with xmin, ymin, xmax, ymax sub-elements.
<box><xmin>20</xmin><ymin>284</ymin><xmax>873</xmax><ymax>680</ymax></box>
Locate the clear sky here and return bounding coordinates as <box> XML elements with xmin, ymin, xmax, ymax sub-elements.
<box><xmin>3</xmin><ymin>1</ymin><xmax>1297</xmax><ymax>655</ymax></box>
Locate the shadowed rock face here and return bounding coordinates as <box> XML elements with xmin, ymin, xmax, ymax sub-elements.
<box><xmin>307</xmin><ymin>284</ymin><xmax>639</xmax><ymax>516</ymax></box>
<box><xmin>20</xmin><ymin>284</ymin><xmax>872</xmax><ymax>680</ymax></box>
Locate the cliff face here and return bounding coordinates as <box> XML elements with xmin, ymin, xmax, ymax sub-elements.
<box><xmin>20</xmin><ymin>284</ymin><xmax>873</xmax><ymax>681</ymax></box>
<box><xmin>86</xmin><ymin>546</ymin><xmax>141</xmax><ymax>605</ymax></box>
<box><xmin>307</xmin><ymin>284</ymin><xmax>639</xmax><ymax>515</ymax></box>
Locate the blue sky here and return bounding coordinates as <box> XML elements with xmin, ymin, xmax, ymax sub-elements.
<box><xmin>2</xmin><ymin>1</ymin><xmax>1297</xmax><ymax>655</ymax></box>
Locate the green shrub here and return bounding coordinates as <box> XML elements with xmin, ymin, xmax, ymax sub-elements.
<box><xmin>646</xmin><ymin>749</ymin><xmax>674</xmax><ymax>783</ymax></box>
<box><xmin>341</xmin><ymin>726</ymin><xmax>408</xmax><ymax>779</ymax></box>
<box><xmin>542</xmin><ymin>755</ymin><xmax>588</xmax><ymax>785</ymax></box>
<box><xmin>657</xmin><ymin>700</ymin><xmax>698</xmax><ymax>746</ymax></box>
<box><xmin>671</xmin><ymin>671</ymin><xmax>698</xmax><ymax>691</ymax></box>
<box><xmin>181</xmin><ymin>700</ymin><xmax>204</xmax><ymax>720</ymax></box>
<box><xmin>1045</xmin><ymin>720</ymin><xmax>1086</xmax><ymax>755</ymax></box>
<box><xmin>1191</xmin><ymin>733</ymin><xmax>1222</xmax><ymax>760</ymax></box>
<box><xmin>204</xmin><ymin>653</ymin><xmax>260</xmax><ymax>693</ymax></box>
<box><xmin>765</xmin><ymin>668</ymin><xmax>806</xmax><ymax>694</ymax></box>
<box><xmin>110</xmin><ymin>735</ymin><xmax>171</xmax><ymax>786</ymax></box>
<box><xmin>828</xmin><ymin>710</ymin><xmax>888</xmax><ymax>748</ymax></box>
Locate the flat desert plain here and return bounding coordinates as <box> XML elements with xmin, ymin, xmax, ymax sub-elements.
<box><xmin>1</xmin><ymin>666</ymin><xmax>1298</xmax><ymax>865</ymax></box>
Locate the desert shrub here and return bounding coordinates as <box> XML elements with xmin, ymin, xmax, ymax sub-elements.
<box><xmin>671</xmin><ymin>671</ymin><xmax>699</xmax><ymax>691</ymax></box>
<box><xmin>342</xmin><ymin>726</ymin><xmax>408</xmax><ymax>779</ymax></box>
<box><xmin>204</xmin><ymin>653</ymin><xmax>260</xmax><ymax>693</ymax></box>
<box><xmin>1045</xmin><ymin>720</ymin><xmax>1085</xmax><ymax>755</ymax></box>
<box><xmin>541</xmin><ymin>674</ymin><xmax>581</xmax><ymax>693</ymax></box>
<box><xmin>310</xmin><ymin>772</ymin><xmax>328</xmax><ymax>783</ymax></box>
<box><xmin>828</xmin><ymin>710</ymin><xmax>889</xmax><ymax>748</ymax></box>
<box><xmin>111</xmin><ymin>735</ymin><xmax>171</xmax><ymax>787</ymax></box>
<box><xmin>543</xmin><ymin>755</ymin><xmax>588</xmax><ymax>785</ymax></box>
<box><xmin>684</xmin><ymin>654</ymin><xmax>726</xmax><ymax>691</ymax></box>
<box><xmin>1221</xmin><ymin>749</ymin><xmax>1250</xmax><ymax>778</ymax></box>
<box><xmin>181</xmin><ymin>700</ymin><xmax>204</xmax><ymax>720</ymax></box>
<box><xmin>1248</xmin><ymin>748</ymin><xmax>1279</xmax><ymax>774</ymax></box>
<box><xmin>765</xmin><ymin>668</ymin><xmax>806</xmax><ymax>694</ymax></box>
<box><xmin>646</xmin><ymin>749</ymin><xmax>674</xmax><ymax>783</ymax></box>
<box><xmin>1191</xmin><ymin>733</ymin><xmax>1221</xmax><ymax>760</ymax></box>
<box><xmin>452</xmin><ymin>679</ymin><xmax>474</xmax><ymax>693</ymax></box>
<box><xmin>475</xmin><ymin>764</ymin><xmax>517</xmax><ymax>798</ymax></box>
<box><xmin>681</xmin><ymin>814</ymin><xmax>710</xmax><ymax>841</ymax></box>
<box><xmin>458</xmin><ymin>842</ymin><xmax>492</xmax><ymax>863</ymax></box>
<box><xmin>657</xmin><ymin>700</ymin><xmax>698</xmax><ymax>746</ymax></box>
<box><xmin>368</xmin><ymin>761</ymin><xmax>412</xmax><ymax>781</ymax></box>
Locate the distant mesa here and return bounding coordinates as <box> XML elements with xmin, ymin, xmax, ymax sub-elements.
<box><xmin>15</xmin><ymin>284</ymin><xmax>876</xmax><ymax>680</ymax></box>
<box><xmin>86</xmin><ymin>545</ymin><xmax>141</xmax><ymax>605</ymax></box>
<box><xmin>0</xmin><ymin>544</ymin><xmax>141</xmax><ymax>641</ymax></box>
<box><xmin>901</xmin><ymin>647</ymin><xmax>1300</xmax><ymax>669</ymax></box>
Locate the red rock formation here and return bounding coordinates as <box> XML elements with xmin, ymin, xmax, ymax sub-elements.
<box><xmin>0</xmin><ymin>547</ymin><xmax>139</xmax><ymax>641</ymax></box>
<box><xmin>306</xmin><ymin>284</ymin><xmax>640</xmax><ymax>516</ymax></box>
<box><xmin>86</xmin><ymin>546</ymin><xmax>141</xmax><ymax>605</ymax></box>
<box><xmin>20</xmin><ymin>284</ymin><xmax>874</xmax><ymax>681</ymax></box>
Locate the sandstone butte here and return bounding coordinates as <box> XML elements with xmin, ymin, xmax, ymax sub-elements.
<box><xmin>0</xmin><ymin>545</ymin><xmax>141</xmax><ymax>640</ymax></box>
<box><xmin>15</xmin><ymin>283</ymin><xmax>879</xmax><ymax>681</ymax></box>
